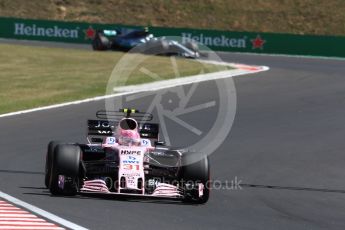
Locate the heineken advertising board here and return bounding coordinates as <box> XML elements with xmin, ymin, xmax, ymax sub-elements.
<box><xmin>1</xmin><ymin>17</ymin><xmax>345</xmax><ymax>58</ymax></box>
<box><xmin>0</xmin><ymin>17</ymin><xmax>139</xmax><ymax>43</ymax></box>
<box><xmin>150</xmin><ymin>26</ymin><xmax>345</xmax><ymax>57</ymax></box>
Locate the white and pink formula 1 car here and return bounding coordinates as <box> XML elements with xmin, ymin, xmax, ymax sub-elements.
<box><xmin>45</xmin><ymin>109</ymin><xmax>209</xmax><ymax>204</ymax></box>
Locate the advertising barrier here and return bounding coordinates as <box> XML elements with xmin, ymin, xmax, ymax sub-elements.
<box><xmin>1</xmin><ymin>17</ymin><xmax>344</xmax><ymax>57</ymax></box>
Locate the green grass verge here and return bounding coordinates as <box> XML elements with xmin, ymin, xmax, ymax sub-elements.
<box><xmin>0</xmin><ymin>43</ymin><xmax>229</xmax><ymax>114</ymax></box>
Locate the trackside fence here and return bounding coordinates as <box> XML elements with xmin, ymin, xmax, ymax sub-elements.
<box><xmin>1</xmin><ymin>17</ymin><xmax>345</xmax><ymax>58</ymax></box>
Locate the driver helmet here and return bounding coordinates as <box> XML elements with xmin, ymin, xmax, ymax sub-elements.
<box><xmin>117</xmin><ymin>118</ymin><xmax>141</xmax><ymax>146</ymax></box>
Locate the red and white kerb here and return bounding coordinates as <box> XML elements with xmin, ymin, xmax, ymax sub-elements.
<box><xmin>0</xmin><ymin>199</ymin><xmax>65</xmax><ymax>230</ymax></box>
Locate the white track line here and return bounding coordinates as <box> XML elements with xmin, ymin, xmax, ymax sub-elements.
<box><xmin>0</xmin><ymin>192</ymin><xmax>88</xmax><ymax>230</ymax></box>
<box><xmin>0</xmin><ymin>63</ymin><xmax>268</xmax><ymax>119</ymax></box>
<box><xmin>0</xmin><ymin>92</ymin><xmax>131</xmax><ymax>119</ymax></box>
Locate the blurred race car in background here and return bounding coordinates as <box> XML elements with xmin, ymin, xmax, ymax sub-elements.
<box><xmin>92</xmin><ymin>28</ymin><xmax>200</xmax><ymax>58</ymax></box>
<box><xmin>45</xmin><ymin>109</ymin><xmax>209</xmax><ymax>204</ymax></box>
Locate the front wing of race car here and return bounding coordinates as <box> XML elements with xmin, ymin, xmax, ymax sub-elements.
<box><xmin>78</xmin><ymin>178</ymin><xmax>205</xmax><ymax>201</ymax></box>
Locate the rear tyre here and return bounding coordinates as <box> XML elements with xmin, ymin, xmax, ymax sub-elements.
<box><xmin>49</xmin><ymin>144</ymin><xmax>81</xmax><ymax>196</ymax></box>
<box><xmin>45</xmin><ymin>141</ymin><xmax>63</xmax><ymax>188</ymax></box>
<box><xmin>181</xmin><ymin>153</ymin><xmax>210</xmax><ymax>204</ymax></box>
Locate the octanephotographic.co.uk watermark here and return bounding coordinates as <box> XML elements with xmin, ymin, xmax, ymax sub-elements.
<box><xmin>145</xmin><ymin>177</ymin><xmax>243</xmax><ymax>191</ymax></box>
<box><xmin>210</xmin><ymin>177</ymin><xmax>243</xmax><ymax>190</ymax></box>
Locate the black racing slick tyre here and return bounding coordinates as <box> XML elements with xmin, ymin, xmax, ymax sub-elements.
<box><xmin>181</xmin><ymin>154</ymin><xmax>210</xmax><ymax>204</ymax></box>
<box><xmin>185</xmin><ymin>41</ymin><xmax>199</xmax><ymax>53</ymax></box>
<box><xmin>49</xmin><ymin>144</ymin><xmax>81</xmax><ymax>196</ymax></box>
<box><xmin>92</xmin><ymin>33</ymin><xmax>110</xmax><ymax>50</ymax></box>
<box><xmin>45</xmin><ymin>141</ymin><xmax>63</xmax><ymax>188</ymax></box>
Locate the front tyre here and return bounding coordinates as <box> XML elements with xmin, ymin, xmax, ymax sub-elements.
<box><xmin>92</xmin><ymin>32</ymin><xmax>110</xmax><ymax>51</ymax></box>
<box><xmin>49</xmin><ymin>144</ymin><xmax>81</xmax><ymax>196</ymax></box>
<box><xmin>181</xmin><ymin>154</ymin><xmax>210</xmax><ymax>204</ymax></box>
<box><xmin>45</xmin><ymin>141</ymin><xmax>63</xmax><ymax>188</ymax></box>
<box><xmin>184</xmin><ymin>41</ymin><xmax>199</xmax><ymax>53</ymax></box>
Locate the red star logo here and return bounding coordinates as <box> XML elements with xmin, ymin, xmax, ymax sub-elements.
<box><xmin>84</xmin><ymin>26</ymin><xmax>96</xmax><ymax>40</ymax></box>
<box><xmin>251</xmin><ymin>35</ymin><xmax>266</xmax><ymax>49</ymax></box>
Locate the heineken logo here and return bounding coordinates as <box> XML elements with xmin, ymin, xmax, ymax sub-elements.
<box><xmin>182</xmin><ymin>32</ymin><xmax>266</xmax><ymax>49</ymax></box>
<box><xmin>182</xmin><ymin>32</ymin><xmax>247</xmax><ymax>48</ymax></box>
<box><xmin>14</xmin><ymin>23</ymin><xmax>79</xmax><ymax>38</ymax></box>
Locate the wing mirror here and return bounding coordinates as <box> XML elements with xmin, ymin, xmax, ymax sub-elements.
<box><xmin>155</xmin><ymin>141</ymin><xmax>166</xmax><ymax>146</ymax></box>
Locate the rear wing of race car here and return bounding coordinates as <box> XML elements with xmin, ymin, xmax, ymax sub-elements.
<box><xmin>100</xmin><ymin>27</ymin><xmax>149</xmax><ymax>36</ymax></box>
<box><xmin>96</xmin><ymin>109</ymin><xmax>153</xmax><ymax>120</ymax></box>
<box><xmin>87</xmin><ymin>109</ymin><xmax>158</xmax><ymax>144</ymax></box>
<box><xmin>102</xmin><ymin>30</ymin><xmax>118</xmax><ymax>36</ymax></box>
<box><xmin>87</xmin><ymin>120</ymin><xmax>159</xmax><ymax>143</ymax></box>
